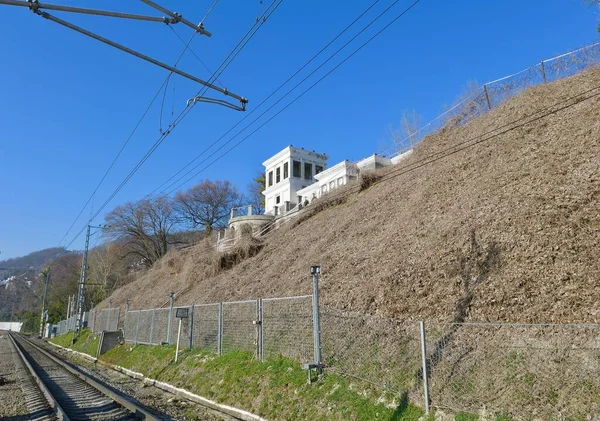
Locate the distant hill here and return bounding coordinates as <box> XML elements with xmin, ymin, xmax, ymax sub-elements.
<box><xmin>0</xmin><ymin>247</ymin><xmax>76</xmax><ymax>321</ymax></box>
<box><xmin>0</xmin><ymin>247</ymin><xmax>69</xmax><ymax>280</ymax></box>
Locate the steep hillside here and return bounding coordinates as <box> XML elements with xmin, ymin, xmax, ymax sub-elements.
<box><xmin>100</xmin><ymin>66</ymin><xmax>600</xmax><ymax>323</ymax></box>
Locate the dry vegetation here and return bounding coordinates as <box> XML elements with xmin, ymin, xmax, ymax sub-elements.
<box><xmin>100</xmin><ymin>66</ymin><xmax>600</xmax><ymax>324</ymax></box>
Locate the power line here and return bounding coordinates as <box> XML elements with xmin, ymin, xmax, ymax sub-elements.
<box><xmin>60</xmin><ymin>18</ymin><xmax>207</xmax><ymax>247</ymax></box>
<box><xmin>289</xmin><ymin>81</ymin><xmax>600</xmax><ymax>208</ymax></box>
<box><xmin>62</xmin><ymin>0</ymin><xmax>283</xmax><ymax>250</ymax></box>
<box><xmin>161</xmin><ymin>0</ymin><xmax>424</xmax><ymax>195</ymax></box>
<box><xmin>145</xmin><ymin>0</ymin><xmax>384</xmax><ymax>198</ymax></box>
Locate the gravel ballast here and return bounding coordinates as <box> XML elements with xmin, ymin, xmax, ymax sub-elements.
<box><xmin>45</xmin><ymin>341</ymin><xmax>230</xmax><ymax>421</ymax></box>
<box><xmin>0</xmin><ymin>332</ymin><xmax>29</xmax><ymax>418</ymax></box>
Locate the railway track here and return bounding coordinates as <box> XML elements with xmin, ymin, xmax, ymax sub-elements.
<box><xmin>8</xmin><ymin>332</ymin><xmax>162</xmax><ymax>421</ymax></box>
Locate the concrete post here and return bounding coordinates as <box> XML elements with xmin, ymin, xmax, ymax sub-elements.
<box><xmin>248</xmin><ymin>204</ymin><xmax>253</xmax><ymax>216</ymax></box>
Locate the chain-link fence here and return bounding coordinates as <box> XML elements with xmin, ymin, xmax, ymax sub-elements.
<box><xmin>321</xmin><ymin>314</ymin><xmax>600</xmax><ymax>419</ymax></box>
<box><xmin>88</xmin><ymin>308</ymin><xmax>120</xmax><ymax>333</ymax></box>
<box><xmin>54</xmin><ymin>313</ymin><xmax>89</xmax><ymax>335</ymax></box>
<box><xmin>322</xmin><ymin>309</ymin><xmax>422</xmax><ymax>398</ymax></box>
<box><xmin>382</xmin><ymin>41</ymin><xmax>600</xmax><ymax>156</ymax></box>
<box><xmin>123</xmin><ymin>295</ymin><xmax>315</xmax><ymax>364</ymax></box>
<box><xmin>263</xmin><ymin>295</ymin><xmax>313</xmax><ymax>363</ymax></box>
<box><xmin>192</xmin><ymin>303</ymin><xmax>220</xmax><ymax>353</ymax></box>
<box><xmin>425</xmin><ymin>322</ymin><xmax>600</xmax><ymax>419</ymax></box>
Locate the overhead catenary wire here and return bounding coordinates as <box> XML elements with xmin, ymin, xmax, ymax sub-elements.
<box><xmin>61</xmin><ymin>1</ymin><xmax>282</xmax><ymax>250</ymax></box>
<box><xmin>160</xmin><ymin>0</ymin><xmax>425</xmax><ymax>195</ymax></box>
<box><xmin>145</xmin><ymin>0</ymin><xmax>384</xmax><ymax>198</ymax></box>
<box><xmin>60</xmin><ymin>5</ymin><xmax>215</xmax><ymax>247</ymax></box>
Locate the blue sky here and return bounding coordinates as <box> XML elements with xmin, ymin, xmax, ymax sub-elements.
<box><xmin>0</xmin><ymin>0</ymin><xmax>598</xmax><ymax>259</ymax></box>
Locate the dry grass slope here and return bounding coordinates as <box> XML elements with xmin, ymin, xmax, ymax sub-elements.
<box><xmin>100</xmin><ymin>66</ymin><xmax>600</xmax><ymax>324</ymax></box>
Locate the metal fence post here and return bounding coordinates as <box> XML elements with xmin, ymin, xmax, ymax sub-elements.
<box><xmin>116</xmin><ymin>307</ymin><xmax>121</xmax><ymax>331</ymax></box>
<box><xmin>311</xmin><ymin>266</ymin><xmax>323</xmax><ymax>373</ymax></box>
<box><xmin>217</xmin><ymin>302</ymin><xmax>223</xmax><ymax>355</ymax></box>
<box><xmin>135</xmin><ymin>310</ymin><xmax>141</xmax><ymax>345</ymax></box>
<box><xmin>419</xmin><ymin>321</ymin><xmax>431</xmax><ymax>414</ymax></box>
<box><xmin>483</xmin><ymin>84</ymin><xmax>492</xmax><ymax>110</ymax></box>
<box><xmin>541</xmin><ymin>60</ymin><xmax>547</xmax><ymax>84</ymax></box>
<box><xmin>150</xmin><ymin>309</ymin><xmax>156</xmax><ymax>344</ymax></box>
<box><xmin>256</xmin><ymin>299</ymin><xmax>263</xmax><ymax>361</ymax></box>
<box><xmin>167</xmin><ymin>292</ymin><xmax>175</xmax><ymax>344</ymax></box>
<box><xmin>123</xmin><ymin>311</ymin><xmax>128</xmax><ymax>339</ymax></box>
<box><xmin>189</xmin><ymin>304</ymin><xmax>194</xmax><ymax>351</ymax></box>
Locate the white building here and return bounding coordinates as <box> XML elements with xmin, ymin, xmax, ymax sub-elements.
<box><xmin>297</xmin><ymin>160</ymin><xmax>358</xmax><ymax>205</ymax></box>
<box><xmin>262</xmin><ymin>146</ymin><xmax>328</xmax><ymax>215</ymax></box>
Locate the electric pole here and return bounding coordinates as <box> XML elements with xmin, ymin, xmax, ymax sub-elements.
<box><xmin>75</xmin><ymin>224</ymin><xmax>91</xmax><ymax>335</ymax></box>
<box><xmin>75</xmin><ymin>224</ymin><xmax>108</xmax><ymax>339</ymax></box>
<box><xmin>39</xmin><ymin>268</ymin><xmax>51</xmax><ymax>339</ymax></box>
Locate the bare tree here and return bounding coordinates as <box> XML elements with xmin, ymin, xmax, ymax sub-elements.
<box><xmin>247</xmin><ymin>170</ymin><xmax>266</xmax><ymax>214</ymax></box>
<box><xmin>86</xmin><ymin>241</ymin><xmax>129</xmax><ymax>304</ymax></box>
<box><xmin>175</xmin><ymin>180</ymin><xmax>243</xmax><ymax>234</ymax></box>
<box><xmin>387</xmin><ymin>109</ymin><xmax>423</xmax><ymax>153</ymax></box>
<box><xmin>104</xmin><ymin>196</ymin><xmax>176</xmax><ymax>267</ymax></box>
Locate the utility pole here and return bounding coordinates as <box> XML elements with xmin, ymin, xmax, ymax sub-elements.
<box><xmin>75</xmin><ymin>224</ymin><xmax>108</xmax><ymax>340</ymax></box>
<box><xmin>39</xmin><ymin>268</ymin><xmax>51</xmax><ymax>339</ymax></box>
<box><xmin>75</xmin><ymin>225</ymin><xmax>91</xmax><ymax>335</ymax></box>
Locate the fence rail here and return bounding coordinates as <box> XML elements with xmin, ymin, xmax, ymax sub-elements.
<box><xmin>50</xmin><ymin>283</ymin><xmax>600</xmax><ymax>418</ymax></box>
<box><xmin>123</xmin><ymin>295</ymin><xmax>315</xmax><ymax>364</ymax></box>
<box><xmin>383</xmin><ymin>41</ymin><xmax>600</xmax><ymax>157</ymax></box>
<box><xmin>54</xmin><ymin>308</ymin><xmax>120</xmax><ymax>336</ymax></box>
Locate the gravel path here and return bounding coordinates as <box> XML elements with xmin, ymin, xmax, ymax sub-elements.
<box><xmin>43</xmin><ymin>341</ymin><xmax>231</xmax><ymax>421</ymax></box>
<box><xmin>0</xmin><ymin>331</ymin><xmax>29</xmax><ymax>418</ymax></box>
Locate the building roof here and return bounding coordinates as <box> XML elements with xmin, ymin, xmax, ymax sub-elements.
<box><xmin>262</xmin><ymin>145</ymin><xmax>328</xmax><ymax>167</ymax></box>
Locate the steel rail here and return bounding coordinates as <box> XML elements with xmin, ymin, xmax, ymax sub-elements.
<box><xmin>10</xmin><ymin>332</ymin><xmax>161</xmax><ymax>421</ymax></box>
<box><xmin>7</xmin><ymin>332</ymin><xmax>69</xmax><ymax>420</ymax></box>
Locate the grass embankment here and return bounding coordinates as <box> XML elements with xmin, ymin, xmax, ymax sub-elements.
<box><xmin>102</xmin><ymin>343</ymin><xmax>427</xmax><ymax>421</ymax></box>
<box><xmin>49</xmin><ymin>329</ymin><xmax>101</xmax><ymax>357</ymax></box>
<box><xmin>48</xmin><ymin>336</ymin><xmax>509</xmax><ymax>421</ymax></box>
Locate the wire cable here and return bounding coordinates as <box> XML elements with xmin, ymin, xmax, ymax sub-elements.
<box><xmin>145</xmin><ymin>0</ymin><xmax>384</xmax><ymax>198</ymax></box>
<box><xmin>161</xmin><ymin>0</ymin><xmax>424</xmax><ymax>195</ymax></box>
<box><xmin>62</xmin><ymin>0</ymin><xmax>283</xmax><ymax>250</ymax></box>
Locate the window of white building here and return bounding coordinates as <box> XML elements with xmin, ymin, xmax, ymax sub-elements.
<box><xmin>276</xmin><ymin>167</ymin><xmax>281</xmax><ymax>183</ymax></box>
<box><xmin>304</xmin><ymin>162</ymin><xmax>312</xmax><ymax>180</ymax></box>
<box><xmin>268</xmin><ymin>171</ymin><xmax>273</xmax><ymax>187</ymax></box>
<box><xmin>293</xmin><ymin>160</ymin><xmax>301</xmax><ymax>178</ymax></box>
<box><xmin>283</xmin><ymin>162</ymin><xmax>289</xmax><ymax>179</ymax></box>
